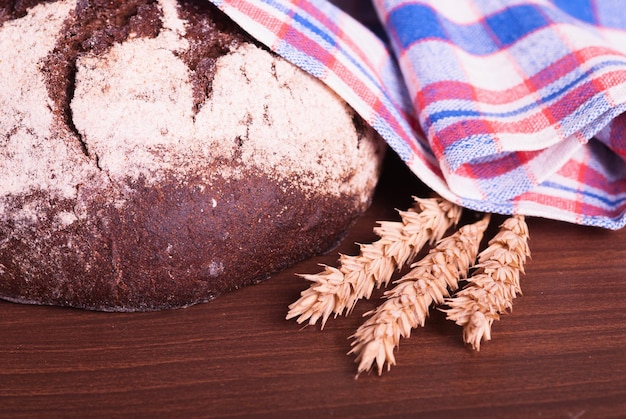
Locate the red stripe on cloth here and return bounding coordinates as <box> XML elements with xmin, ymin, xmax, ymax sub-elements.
<box><xmin>418</xmin><ymin>80</ymin><xmax>477</xmax><ymax>103</ymax></box>
<box><xmin>546</xmin><ymin>79</ymin><xmax>602</xmax><ymax>121</ymax></box>
<box><xmin>464</xmin><ymin>150</ymin><xmax>538</xmax><ymax>179</ymax></box>
<box><xmin>415</xmin><ymin>47</ymin><xmax>625</xmax><ymax>106</ymax></box>
<box><xmin>432</xmin><ymin>119</ymin><xmax>496</xmax><ymax>157</ymax></box>
<box><xmin>227</xmin><ymin>0</ymin><xmax>288</xmax><ymax>40</ymax></box>
<box><xmin>297</xmin><ymin>0</ymin><xmax>339</xmax><ymax>35</ymax></box>
<box><xmin>517</xmin><ymin>190</ymin><xmax>585</xmax><ymax>216</ymax></box>
<box><xmin>490</xmin><ymin>110</ymin><xmax>553</xmax><ymax>134</ymax></box>
<box><xmin>559</xmin><ymin>156</ymin><xmax>626</xmax><ymax>192</ymax></box>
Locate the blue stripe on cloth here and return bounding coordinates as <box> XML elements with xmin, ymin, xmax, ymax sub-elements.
<box><xmin>402</xmin><ymin>41</ymin><xmax>468</xmax><ymax>84</ymax></box>
<box><xmin>442</xmin><ymin>134</ymin><xmax>500</xmax><ymax>171</ymax></box>
<box><xmin>389</xmin><ymin>3</ymin><xmax>553</xmax><ymax>53</ymax></box>
<box><xmin>484</xmin><ymin>4</ymin><xmax>549</xmax><ymax>46</ymax></box>
<box><xmin>594</xmin><ymin>0</ymin><xmax>626</xmax><ymax>29</ymax></box>
<box><xmin>542</xmin><ymin>181</ymin><xmax>626</xmax><ymax>208</ymax></box>
<box><xmin>275</xmin><ymin>39</ymin><xmax>326</xmax><ymax>78</ymax></box>
<box><xmin>292</xmin><ymin>11</ymin><xmax>338</xmax><ymax>49</ymax></box>
<box><xmin>388</xmin><ymin>4</ymin><xmax>448</xmax><ymax>50</ymax></box>
<box><xmin>477</xmin><ymin>166</ymin><xmax>533</xmax><ymax>200</ymax></box>
<box><xmin>371</xmin><ymin>115</ymin><xmax>419</xmax><ymax>162</ymax></box>
<box><xmin>559</xmin><ymin>93</ymin><xmax>613</xmax><ymax>139</ymax></box>
<box><xmin>444</xmin><ymin>18</ymin><xmax>499</xmax><ymax>54</ymax></box>
<box><xmin>506</xmin><ymin>29</ymin><xmax>571</xmax><ymax>78</ymax></box>
<box><xmin>552</xmin><ymin>0</ymin><xmax>595</xmax><ymax>24</ymax></box>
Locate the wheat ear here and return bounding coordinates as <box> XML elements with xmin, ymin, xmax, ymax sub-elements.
<box><xmin>286</xmin><ymin>197</ymin><xmax>463</xmax><ymax>328</ymax></box>
<box><xmin>348</xmin><ymin>214</ymin><xmax>491</xmax><ymax>376</ymax></box>
<box><xmin>443</xmin><ymin>215</ymin><xmax>530</xmax><ymax>351</ymax></box>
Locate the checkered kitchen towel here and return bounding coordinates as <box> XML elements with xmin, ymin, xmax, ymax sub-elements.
<box><xmin>208</xmin><ymin>0</ymin><xmax>626</xmax><ymax>229</ymax></box>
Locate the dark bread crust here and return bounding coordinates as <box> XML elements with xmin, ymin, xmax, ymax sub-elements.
<box><xmin>1</xmin><ymin>168</ymin><xmax>361</xmax><ymax>311</ymax></box>
<box><xmin>0</xmin><ymin>0</ymin><xmax>384</xmax><ymax>311</ymax></box>
<box><xmin>0</xmin><ymin>0</ymin><xmax>54</xmax><ymax>24</ymax></box>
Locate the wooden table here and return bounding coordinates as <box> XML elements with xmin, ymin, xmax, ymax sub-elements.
<box><xmin>1</xmin><ymin>155</ymin><xmax>625</xmax><ymax>418</ymax></box>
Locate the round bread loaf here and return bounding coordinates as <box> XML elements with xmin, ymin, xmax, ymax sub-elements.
<box><xmin>0</xmin><ymin>0</ymin><xmax>385</xmax><ymax>311</ymax></box>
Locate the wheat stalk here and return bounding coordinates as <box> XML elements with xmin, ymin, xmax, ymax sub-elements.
<box><xmin>286</xmin><ymin>197</ymin><xmax>462</xmax><ymax>328</ymax></box>
<box><xmin>443</xmin><ymin>215</ymin><xmax>530</xmax><ymax>350</ymax></box>
<box><xmin>348</xmin><ymin>214</ymin><xmax>491</xmax><ymax>376</ymax></box>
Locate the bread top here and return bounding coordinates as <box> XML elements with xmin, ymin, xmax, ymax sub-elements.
<box><xmin>0</xmin><ymin>0</ymin><xmax>384</xmax><ymax>231</ymax></box>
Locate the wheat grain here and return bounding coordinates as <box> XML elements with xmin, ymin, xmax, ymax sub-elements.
<box><xmin>286</xmin><ymin>197</ymin><xmax>462</xmax><ymax>328</ymax></box>
<box><xmin>443</xmin><ymin>215</ymin><xmax>530</xmax><ymax>350</ymax></box>
<box><xmin>349</xmin><ymin>214</ymin><xmax>491</xmax><ymax>376</ymax></box>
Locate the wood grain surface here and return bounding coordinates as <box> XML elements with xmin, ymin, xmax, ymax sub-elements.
<box><xmin>1</xmin><ymin>155</ymin><xmax>625</xmax><ymax>418</ymax></box>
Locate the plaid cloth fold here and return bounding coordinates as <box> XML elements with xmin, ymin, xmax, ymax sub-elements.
<box><xmin>209</xmin><ymin>0</ymin><xmax>626</xmax><ymax>229</ymax></box>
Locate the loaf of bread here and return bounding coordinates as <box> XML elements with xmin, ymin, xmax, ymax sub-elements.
<box><xmin>0</xmin><ymin>0</ymin><xmax>385</xmax><ymax>311</ymax></box>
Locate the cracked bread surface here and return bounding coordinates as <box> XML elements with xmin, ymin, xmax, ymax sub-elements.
<box><xmin>0</xmin><ymin>0</ymin><xmax>385</xmax><ymax>311</ymax></box>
